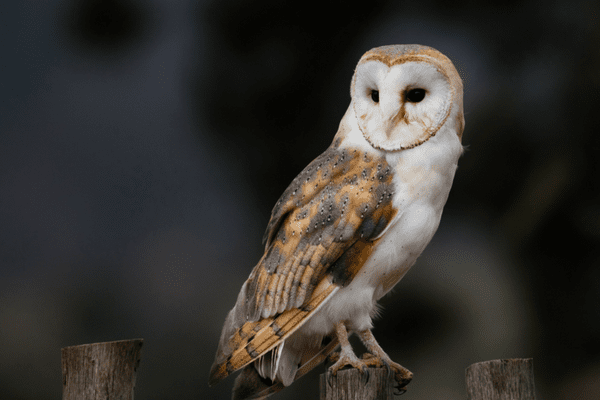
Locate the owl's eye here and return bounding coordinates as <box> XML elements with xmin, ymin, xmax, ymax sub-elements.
<box><xmin>370</xmin><ymin>90</ymin><xmax>379</xmax><ymax>103</ymax></box>
<box><xmin>406</xmin><ymin>88</ymin><xmax>426</xmax><ymax>103</ymax></box>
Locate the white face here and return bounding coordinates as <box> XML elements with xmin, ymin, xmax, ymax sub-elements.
<box><xmin>353</xmin><ymin>59</ymin><xmax>454</xmax><ymax>151</ymax></box>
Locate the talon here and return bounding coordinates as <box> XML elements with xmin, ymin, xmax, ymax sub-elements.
<box><xmin>356</xmin><ymin>329</ymin><xmax>413</xmax><ymax>391</ymax></box>
<box><xmin>394</xmin><ymin>386</ymin><xmax>407</xmax><ymax>396</ymax></box>
<box><xmin>363</xmin><ymin>367</ymin><xmax>370</xmax><ymax>384</ymax></box>
<box><xmin>394</xmin><ymin>369</ymin><xmax>413</xmax><ymax>388</ymax></box>
<box><xmin>359</xmin><ymin>351</ymin><xmax>413</xmax><ymax>387</ymax></box>
<box><xmin>328</xmin><ymin>350</ymin><xmax>369</xmax><ymax>377</ymax></box>
<box><xmin>381</xmin><ymin>358</ymin><xmax>392</xmax><ymax>380</ymax></box>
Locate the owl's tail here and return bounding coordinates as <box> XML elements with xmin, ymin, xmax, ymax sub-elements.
<box><xmin>232</xmin><ymin>333</ymin><xmax>339</xmax><ymax>400</ymax></box>
<box><xmin>232</xmin><ymin>365</ymin><xmax>271</xmax><ymax>400</ymax></box>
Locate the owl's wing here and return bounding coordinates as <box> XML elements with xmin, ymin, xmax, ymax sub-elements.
<box><xmin>209</xmin><ymin>146</ymin><xmax>397</xmax><ymax>386</ymax></box>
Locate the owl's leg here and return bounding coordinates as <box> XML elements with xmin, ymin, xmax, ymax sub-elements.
<box><xmin>358</xmin><ymin>329</ymin><xmax>413</xmax><ymax>390</ymax></box>
<box><xmin>328</xmin><ymin>321</ymin><xmax>368</xmax><ymax>377</ymax></box>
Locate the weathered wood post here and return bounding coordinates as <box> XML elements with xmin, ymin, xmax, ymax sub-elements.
<box><xmin>466</xmin><ymin>358</ymin><xmax>535</xmax><ymax>400</ymax></box>
<box><xmin>61</xmin><ymin>339</ymin><xmax>144</xmax><ymax>400</ymax></box>
<box><xmin>320</xmin><ymin>368</ymin><xmax>398</xmax><ymax>400</ymax></box>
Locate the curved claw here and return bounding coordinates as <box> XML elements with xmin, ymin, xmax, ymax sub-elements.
<box><xmin>394</xmin><ymin>386</ymin><xmax>408</xmax><ymax>396</ymax></box>
<box><xmin>362</xmin><ymin>367</ymin><xmax>370</xmax><ymax>385</ymax></box>
<box><xmin>327</xmin><ymin>371</ymin><xmax>334</xmax><ymax>388</ymax></box>
<box><xmin>380</xmin><ymin>357</ymin><xmax>392</xmax><ymax>381</ymax></box>
<box><xmin>327</xmin><ymin>362</ymin><xmax>370</xmax><ymax>387</ymax></box>
<box><xmin>395</xmin><ymin>368</ymin><xmax>413</xmax><ymax>388</ymax></box>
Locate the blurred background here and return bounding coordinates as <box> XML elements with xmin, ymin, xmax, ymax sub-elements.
<box><xmin>1</xmin><ymin>0</ymin><xmax>599</xmax><ymax>399</ymax></box>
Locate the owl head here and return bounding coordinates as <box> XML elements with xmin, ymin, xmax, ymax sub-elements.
<box><xmin>351</xmin><ymin>44</ymin><xmax>464</xmax><ymax>151</ymax></box>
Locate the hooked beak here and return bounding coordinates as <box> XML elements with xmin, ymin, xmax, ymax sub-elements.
<box><xmin>386</xmin><ymin>104</ymin><xmax>406</xmax><ymax>138</ymax></box>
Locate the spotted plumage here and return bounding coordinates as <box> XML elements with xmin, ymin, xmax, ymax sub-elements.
<box><xmin>210</xmin><ymin>44</ymin><xmax>464</xmax><ymax>399</ymax></box>
<box><xmin>210</xmin><ymin>148</ymin><xmax>396</xmax><ymax>383</ymax></box>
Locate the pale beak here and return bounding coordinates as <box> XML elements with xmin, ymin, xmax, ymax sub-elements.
<box><xmin>386</xmin><ymin>103</ymin><xmax>406</xmax><ymax>138</ymax></box>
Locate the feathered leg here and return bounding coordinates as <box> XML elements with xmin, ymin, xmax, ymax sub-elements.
<box><xmin>328</xmin><ymin>321</ymin><xmax>368</xmax><ymax>375</ymax></box>
<box><xmin>357</xmin><ymin>329</ymin><xmax>413</xmax><ymax>391</ymax></box>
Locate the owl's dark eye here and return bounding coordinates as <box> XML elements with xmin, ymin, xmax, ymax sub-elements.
<box><xmin>370</xmin><ymin>90</ymin><xmax>379</xmax><ymax>103</ymax></box>
<box><xmin>406</xmin><ymin>88</ymin><xmax>426</xmax><ymax>103</ymax></box>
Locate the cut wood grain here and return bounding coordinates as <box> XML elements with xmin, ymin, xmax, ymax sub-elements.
<box><xmin>465</xmin><ymin>358</ymin><xmax>535</xmax><ymax>400</ymax></box>
<box><xmin>61</xmin><ymin>339</ymin><xmax>143</xmax><ymax>400</ymax></box>
<box><xmin>320</xmin><ymin>367</ymin><xmax>398</xmax><ymax>400</ymax></box>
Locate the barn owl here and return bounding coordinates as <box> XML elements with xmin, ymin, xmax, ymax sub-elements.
<box><xmin>209</xmin><ymin>44</ymin><xmax>464</xmax><ymax>399</ymax></box>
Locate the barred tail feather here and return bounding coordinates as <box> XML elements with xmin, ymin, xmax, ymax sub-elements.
<box><xmin>210</xmin><ymin>281</ymin><xmax>338</xmax><ymax>385</ymax></box>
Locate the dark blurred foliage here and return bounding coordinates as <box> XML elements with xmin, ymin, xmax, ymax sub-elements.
<box><xmin>197</xmin><ymin>0</ymin><xmax>389</xmax><ymax>206</ymax></box>
<box><xmin>1</xmin><ymin>0</ymin><xmax>600</xmax><ymax>399</ymax></box>
<box><xmin>61</xmin><ymin>0</ymin><xmax>150</xmax><ymax>54</ymax></box>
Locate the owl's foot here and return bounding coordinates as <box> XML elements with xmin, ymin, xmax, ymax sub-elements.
<box><xmin>327</xmin><ymin>321</ymin><xmax>369</xmax><ymax>385</ymax></box>
<box><xmin>360</xmin><ymin>352</ymin><xmax>412</xmax><ymax>391</ymax></box>
<box><xmin>358</xmin><ymin>329</ymin><xmax>413</xmax><ymax>392</ymax></box>
<box><xmin>328</xmin><ymin>349</ymin><xmax>369</xmax><ymax>375</ymax></box>
<box><xmin>327</xmin><ymin>349</ymin><xmax>370</xmax><ymax>387</ymax></box>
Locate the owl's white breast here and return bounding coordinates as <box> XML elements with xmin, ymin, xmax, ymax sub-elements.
<box><xmin>303</xmin><ymin>110</ymin><xmax>462</xmax><ymax>334</ymax></box>
<box><xmin>368</xmin><ymin>124</ymin><xmax>462</xmax><ymax>299</ymax></box>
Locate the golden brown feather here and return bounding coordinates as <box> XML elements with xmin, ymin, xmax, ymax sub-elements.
<box><xmin>209</xmin><ymin>145</ymin><xmax>397</xmax><ymax>389</ymax></box>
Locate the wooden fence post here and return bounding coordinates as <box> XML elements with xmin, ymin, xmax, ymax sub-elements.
<box><xmin>320</xmin><ymin>368</ymin><xmax>397</xmax><ymax>400</ymax></box>
<box><xmin>465</xmin><ymin>358</ymin><xmax>535</xmax><ymax>400</ymax></box>
<box><xmin>61</xmin><ymin>339</ymin><xmax>144</xmax><ymax>400</ymax></box>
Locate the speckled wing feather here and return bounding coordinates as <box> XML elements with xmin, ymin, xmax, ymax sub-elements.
<box><xmin>209</xmin><ymin>145</ymin><xmax>397</xmax><ymax>386</ymax></box>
